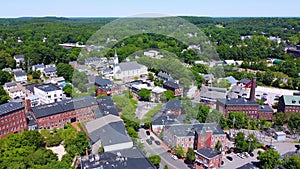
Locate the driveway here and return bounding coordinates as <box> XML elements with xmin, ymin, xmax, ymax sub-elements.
<box><xmin>138</xmin><ymin>128</ymin><xmax>189</xmax><ymax>169</ymax></box>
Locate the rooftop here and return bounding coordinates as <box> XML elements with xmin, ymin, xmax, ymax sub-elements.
<box><xmin>80</xmin><ymin>146</ymin><xmax>155</xmax><ymax>169</ymax></box>
<box><xmin>14</xmin><ymin>70</ymin><xmax>27</xmax><ymax>77</ymax></box>
<box><xmin>239</xmin><ymin>78</ymin><xmax>251</xmax><ymax>85</ymax></box>
<box><xmin>0</xmin><ymin>102</ymin><xmax>24</xmax><ymax>117</ymax></box>
<box><xmin>281</xmin><ymin>95</ymin><xmax>300</xmax><ymax>106</ymax></box>
<box><xmin>165</xmin><ymin>100</ymin><xmax>182</xmax><ymax>111</ymax></box>
<box><xmin>196</xmin><ymin>146</ymin><xmax>221</xmax><ymax>159</ymax></box>
<box><xmin>218</xmin><ymin>98</ymin><xmax>259</xmax><ymax>106</ymax></box>
<box><xmin>163</xmin><ymin>80</ymin><xmax>181</xmax><ymax>89</ymax></box>
<box><xmin>35</xmin><ymin>83</ymin><xmax>61</xmax><ymax>92</ymax></box>
<box><xmin>44</xmin><ymin>67</ymin><xmax>56</xmax><ymax>72</ymax></box>
<box><xmin>95</xmin><ymin>76</ymin><xmax>112</xmax><ymax>86</ymax></box>
<box><xmin>4</xmin><ymin>82</ymin><xmax>17</xmax><ymax>88</ymax></box>
<box><xmin>258</xmin><ymin>105</ymin><xmax>274</xmax><ymax>113</ymax></box>
<box><xmin>119</xmin><ymin>61</ymin><xmax>144</xmax><ymax>71</ymax></box>
<box><xmin>14</xmin><ymin>54</ymin><xmax>24</xmax><ymax>59</ymax></box>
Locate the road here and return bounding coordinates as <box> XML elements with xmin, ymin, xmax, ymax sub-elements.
<box><xmin>135</xmin><ymin>101</ymin><xmax>159</xmax><ymax>119</ymax></box>
<box><xmin>138</xmin><ymin>128</ymin><xmax>189</xmax><ymax>169</ymax></box>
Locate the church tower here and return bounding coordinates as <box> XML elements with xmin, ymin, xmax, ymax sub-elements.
<box><xmin>114</xmin><ymin>48</ymin><xmax>119</xmax><ymax>65</ymax></box>
<box><xmin>113</xmin><ymin>48</ymin><xmax>120</xmax><ymax>78</ymax></box>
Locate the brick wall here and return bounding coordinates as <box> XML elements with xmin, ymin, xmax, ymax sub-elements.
<box><xmin>0</xmin><ymin>109</ymin><xmax>27</xmax><ymax>138</ymax></box>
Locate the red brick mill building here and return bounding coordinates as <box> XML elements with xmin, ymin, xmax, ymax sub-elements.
<box><xmin>0</xmin><ymin>102</ymin><xmax>27</xmax><ymax>138</ymax></box>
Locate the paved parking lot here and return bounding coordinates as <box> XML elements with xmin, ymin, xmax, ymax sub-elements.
<box><xmin>255</xmin><ymin>86</ymin><xmax>298</xmax><ymax>105</ymax></box>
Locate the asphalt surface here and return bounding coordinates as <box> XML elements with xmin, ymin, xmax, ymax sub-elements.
<box><xmin>138</xmin><ymin>128</ymin><xmax>189</xmax><ymax>169</ymax></box>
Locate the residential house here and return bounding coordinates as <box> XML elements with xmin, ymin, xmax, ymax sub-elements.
<box><xmin>7</xmin><ymin>86</ymin><xmax>25</xmax><ymax>99</ymax></box>
<box><xmin>43</xmin><ymin>65</ymin><xmax>57</xmax><ymax>77</ymax></box>
<box><xmin>83</xmin><ymin>114</ymin><xmax>133</xmax><ymax>153</ymax></box>
<box><xmin>50</xmin><ymin>77</ymin><xmax>65</xmax><ymax>86</ymax></box>
<box><xmin>32</xmin><ymin>63</ymin><xmax>45</xmax><ymax>72</ymax></box>
<box><xmin>33</xmin><ymin>84</ymin><xmax>63</xmax><ymax>104</ymax></box>
<box><xmin>151</xmin><ymin>86</ymin><xmax>166</xmax><ymax>103</ymax></box>
<box><xmin>163</xmin><ymin>81</ymin><xmax>183</xmax><ymax>97</ymax></box>
<box><xmin>95</xmin><ymin>76</ymin><xmax>114</xmax><ymax>96</ymax></box>
<box><xmin>3</xmin><ymin>82</ymin><xmax>18</xmax><ymax>92</ymax></box>
<box><xmin>237</xmin><ymin>78</ymin><xmax>253</xmax><ymax>88</ymax></box>
<box><xmin>13</xmin><ymin>55</ymin><xmax>24</xmax><ymax>67</ymax></box>
<box><xmin>157</xmin><ymin>72</ymin><xmax>175</xmax><ymax>82</ymax></box>
<box><xmin>14</xmin><ymin>70</ymin><xmax>27</xmax><ymax>82</ymax></box>
<box><xmin>165</xmin><ymin>100</ymin><xmax>182</xmax><ymax>115</ymax></box>
<box><xmin>195</xmin><ymin>146</ymin><xmax>222</xmax><ymax>169</ymax></box>
<box><xmin>0</xmin><ymin>102</ymin><xmax>27</xmax><ymax>138</ymax></box>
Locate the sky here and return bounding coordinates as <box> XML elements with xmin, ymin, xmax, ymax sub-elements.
<box><xmin>1</xmin><ymin>0</ymin><xmax>300</xmax><ymax>18</ymax></box>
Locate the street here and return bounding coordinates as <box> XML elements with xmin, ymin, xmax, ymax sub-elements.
<box><xmin>135</xmin><ymin>101</ymin><xmax>159</xmax><ymax>119</ymax></box>
<box><xmin>138</xmin><ymin>128</ymin><xmax>189</xmax><ymax>169</ymax></box>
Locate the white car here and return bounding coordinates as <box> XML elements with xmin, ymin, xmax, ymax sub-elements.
<box><xmin>171</xmin><ymin>155</ymin><xmax>178</xmax><ymax>160</ymax></box>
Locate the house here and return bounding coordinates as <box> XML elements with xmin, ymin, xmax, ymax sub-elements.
<box><xmin>31</xmin><ymin>96</ymin><xmax>98</xmax><ymax>130</ymax></box>
<box><xmin>69</xmin><ymin>61</ymin><xmax>77</xmax><ymax>68</ymax></box>
<box><xmin>13</xmin><ymin>55</ymin><xmax>24</xmax><ymax>67</ymax></box>
<box><xmin>225</xmin><ymin>76</ymin><xmax>238</xmax><ymax>85</ymax></box>
<box><xmin>165</xmin><ymin>100</ymin><xmax>182</xmax><ymax>115</ymax></box>
<box><xmin>195</xmin><ymin>146</ymin><xmax>222</xmax><ymax>169</ymax></box>
<box><xmin>200</xmin><ymin>86</ymin><xmax>227</xmax><ymax>103</ymax></box>
<box><xmin>33</xmin><ymin>84</ymin><xmax>63</xmax><ymax>104</ymax></box>
<box><xmin>113</xmin><ymin>50</ymin><xmax>148</xmax><ymax>82</ymax></box>
<box><xmin>278</xmin><ymin>95</ymin><xmax>300</xmax><ymax>114</ymax></box>
<box><xmin>163</xmin><ymin>81</ymin><xmax>183</xmax><ymax>97</ymax></box>
<box><xmin>83</xmin><ymin>114</ymin><xmax>133</xmax><ymax>153</ymax></box>
<box><xmin>144</xmin><ymin>50</ymin><xmax>163</xmax><ymax>59</ymax></box>
<box><xmin>80</xmin><ymin>146</ymin><xmax>155</xmax><ymax>169</ymax></box>
<box><xmin>14</xmin><ymin>70</ymin><xmax>27</xmax><ymax>82</ymax></box>
<box><xmin>3</xmin><ymin>82</ymin><xmax>18</xmax><ymax>91</ymax></box>
<box><xmin>0</xmin><ymin>102</ymin><xmax>27</xmax><ymax>138</ymax></box>
<box><xmin>95</xmin><ymin>76</ymin><xmax>114</xmax><ymax>96</ymax></box>
<box><xmin>237</xmin><ymin>78</ymin><xmax>253</xmax><ymax>88</ymax></box>
<box><xmin>151</xmin><ymin>86</ymin><xmax>166</xmax><ymax>103</ymax></box>
<box><xmin>32</xmin><ymin>63</ymin><xmax>45</xmax><ymax>72</ymax></box>
<box><xmin>43</xmin><ymin>66</ymin><xmax>57</xmax><ymax>77</ymax></box>
<box><xmin>50</xmin><ymin>77</ymin><xmax>65</xmax><ymax>86</ymax></box>
<box><xmin>7</xmin><ymin>86</ymin><xmax>25</xmax><ymax>99</ymax></box>
<box><xmin>96</xmin><ymin>96</ymin><xmax>119</xmax><ymax>117</ymax></box>
<box><xmin>157</xmin><ymin>72</ymin><xmax>175</xmax><ymax>82</ymax></box>
<box><xmin>25</xmin><ymin>94</ymin><xmax>40</xmax><ymax>107</ymax></box>
<box><xmin>151</xmin><ymin>112</ymin><xmax>182</xmax><ymax>134</ymax></box>
<box><xmin>163</xmin><ymin>123</ymin><xmax>226</xmax><ymax>152</ymax></box>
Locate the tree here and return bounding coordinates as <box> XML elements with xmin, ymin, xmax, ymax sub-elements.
<box><xmin>0</xmin><ymin>86</ymin><xmax>9</xmax><ymax>104</ymax></box>
<box><xmin>186</xmin><ymin>147</ymin><xmax>196</xmax><ymax>164</ymax></box>
<box><xmin>78</xmin><ymin>83</ymin><xmax>87</xmax><ymax>92</ymax></box>
<box><xmin>56</xmin><ymin>63</ymin><xmax>74</xmax><ymax>82</ymax></box>
<box><xmin>138</xmin><ymin>88</ymin><xmax>151</xmax><ymax>101</ymax></box>
<box><xmin>163</xmin><ymin>90</ymin><xmax>175</xmax><ymax>102</ymax></box>
<box><xmin>235</xmin><ymin>132</ymin><xmax>248</xmax><ymax>152</ymax></box>
<box><xmin>288</xmin><ymin>113</ymin><xmax>300</xmax><ymax>132</ymax></box>
<box><xmin>163</xmin><ymin>165</ymin><xmax>169</xmax><ymax>169</ymax></box>
<box><xmin>0</xmin><ymin>70</ymin><xmax>12</xmax><ymax>85</ymax></box>
<box><xmin>215</xmin><ymin>140</ymin><xmax>222</xmax><ymax>151</ymax></box>
<box><xmin>283</xmin><ymin>155</ymin><xmax>300</xmax><ymax>169</ymax></box>
<box><xmin>148</xmin><ymin>155</ymin><xmax>161</xmax><ymax>167</ymax></box>
<box><xmin>174</xmin><ymin>146</ymin><xmax>185</xmax><ymax>158</ymax></box>
<box><xmin>197</xmin><ymin>104</ymin><xmax>210</xmax><ymax>123</ymax></box>
<box><xmin>257</xmin><ymin>149</ymin><xmax>281</xmax><ymax>169</ymax></box>
<box><xmin>227</xmin><ymin>112</ymin><xmax>249</xmax><ymax>129</ymax></box>
<box><xmin>63</xmin><ymin>84</ymin><xmax>73</xmax><ymax>97</ymax></box>
<box><xmin>148</xmin><ymin>72</ymin><xmax>154</xmax><ymax>81</ymax></box>
<box><xmin>274</xmin><ymin>112</ymin><xmax>285</xmax><ymax>127</ymax></box>
<box><xmin>32</xmin><ymin>70</ymin><xmax>41</xmax><ymax>79</ymax></box>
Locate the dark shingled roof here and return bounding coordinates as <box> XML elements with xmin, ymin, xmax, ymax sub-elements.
<box><xmin>35</xmin><ymin>83</ymin><xmax>61</xmax><ymax>92</ymax></box>
<box><xmin>14</xmin><ymin>54</ymin><xmax>24</xmax><ymax>59</ymax></box>
<box><xmin>14</xmin><ymin>70</ymin><xmax>27</xmax><ymax>77</ymax></box>
<box><xmin>258</xmin><ymin>105</ymin><xmax>274</xmax><ymax>113</ymax></box>
<box><xmin>236</xmin><ymin>163</ymin><xmax>257</xmax><ymax>169</ymax></box>
<box><xmin>196</xmin><ymin>146</ymin><xmax>221</xmax><ymax>159</ymax></box>
<box><xmin>31</xmin><ymin>96</ymin><xmax>98</xmax><ymax>118</ymax></box>
<box><xmin>218</xmin><ymin>98</ymin><xmax>259</xmax><ymax>106</ymax></box>
<box><xmin>164</xmin><ymin>123</ymin><xmax>224</xmax><ymax>137</ymax></box>
<box><xmin>80</xmin><ymin>146</ymin><xmax>156</xmax><ymax>169</ymax></box>
<box><xmin>0</xmin><ymin>102</ymin><xmax>24</xmax><ymax>117</ymax></box>
<box><xmin>165</xmin><ymin>100</ymin><xmax>182</xmax><ymax>111</ymax></box>
<box><xmin>44</xmin><ymin>67</ymin><xmax>56</xmax><ymax>73</ymax></box>
<box><xmin>95</xmin><ymin>76</ymin><xmax>112</xmax><ymax>86</ymax></box>
<box><xmin>239</xmin><ymin>78</ymin><xmax>251</xmax><ymax>85</ymax></box>
<box><xmin>163</xmin><ymin>80</ymin><xmax>180</xmax><ymax>89</ymax></box>
<box><xmin>26</xmin><ymin>83</ymin><xmax>40</xmax><ymax>93</ymax></box>
<box><xmin>4</xmin><ymin>82</ymin><xmax>17</xmax><ymax>88</ymax></box>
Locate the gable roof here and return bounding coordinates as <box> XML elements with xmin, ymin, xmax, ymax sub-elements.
<box><xmin>95</xmin><ymin>76</ymin><xmax>112</xmax><ymax>86</ymax></box>
<box><xmin>196</xmin><ymin>146</ymin><xmax>221</xmax><ymax>159</ymax></box>
<box><xmin>14</xmin><ymin>54</ymin><xmax>24</xmax><ymax>60</ymax></box>
<box><xmin>44</xmin><ymin>67</ymin><xmax>56</xmax><ymax>73</ymax></box>
<box><xmin>165</xmin><ymin>100</ymin><xmax>182</xmax><ymax>111</ymax></box>
<box><xmin>0</xmin><ymin>102</ymin><xmax>24</xmax><ymax>117</ymax></box>
<box><xmin>119</xmin><ymin>61</ymin><xmax>143</xmax><ymax>71</ymax></box>
<box><xmin>163</xmin><ymin>81</ymin><xmax>181</xmax><ymax>89</ymax></box>
<box><xmin>14</xmin><ymin>70</ymin><xmax>27</xmax><ymax>77</ymax></box>
<box><xmin>35</xmin><ymin>83</ymin><xmax>61</xmax><ymax>92</ymax></box>
<box><xmin>239</xmin><ymin>78</ymin><xmax>251</xmax><ymax>85</ymax></box>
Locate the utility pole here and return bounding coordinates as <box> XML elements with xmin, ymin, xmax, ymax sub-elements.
<box><xmin>248</xmin><ymin>137</ymin><xmax>253</xmax><ymax>153</ymax></box>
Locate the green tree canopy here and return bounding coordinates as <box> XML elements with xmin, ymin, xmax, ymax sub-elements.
<box><xmin>186</xmin><ymin>147</ymin><xmax>196</xmax><ymax>164</ymax></box>
<box><xmin>257</xmin><ymin>149</ymin><xmax>281</xmax><ymax>169</ymax></box>
<box><xmin>148</xmin><ymin>155</ymin><xmax>161</xmax><ymax>167</ymax></box>
<box><xmin>174</xmin><ymin>146</ymin><xmax>185</xmax><ymax>158</ymax></box>
<box><xmin>138</xmin><ymin>88</ymin><xmax>151</xmax><ymax>101</ymax></box>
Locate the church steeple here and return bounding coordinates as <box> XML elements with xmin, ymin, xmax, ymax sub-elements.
<box><xmin>114</xmin><ymin>48</ymin><xmax>119</xmax><ymax>65</ymax></box>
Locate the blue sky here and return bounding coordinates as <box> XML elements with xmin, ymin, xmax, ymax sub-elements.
<box><xmin>1</xmin><ymin>0</ymin><xmax>300</xmax><ymax>18</ymax></box>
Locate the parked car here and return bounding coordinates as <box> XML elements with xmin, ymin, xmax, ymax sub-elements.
<box><xmin>150</xmin><ymin>136</ymin><xmax>155</xmax><ymax>140</ymax></box>
<box><xmin>146</xmin><ymin>139</ymin><xmax>152</xmax><ymax>145</ymax></box>
<box><xmin>243</xmin><ymin>152</ymin><xmax>250</xmax><ymax>157</ymax></box>
<box><xmin>226</xmin><ymin>156</ymin><xmax>233</xmax><ymax>161</ymax></box>
<box><xmin>154</xmin><ymin>140</ymin><xmax>160</xmax><ymax>145</ymax></box>
<box><xmin>249</xmin><ymin>152</ymin><xmax>254</xmax><ymax>157</ymax></box>
<box><xmin>146</xmin><ymin>130</ymin><xmax>150</xmax><ymax>135</ymax></box>
<box><xmin>171</xmin><ymin>155</ymin><xmax>178</xmax><ymax>160</ymax></box>
<box><xmin>262</xmin><ymin>146</ymin><xmax>268</xmax><ymax>150</ymax></box>
<box><xmin>187</xmin><ymin>164</ymin><xmax>196</xmax><ymax>169</ymax></box>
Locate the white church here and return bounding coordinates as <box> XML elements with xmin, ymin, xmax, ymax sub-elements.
<box><xmin>113</xmin><ymin>49</ymin><xmax>148</xmax><ymax>82</ymax></box>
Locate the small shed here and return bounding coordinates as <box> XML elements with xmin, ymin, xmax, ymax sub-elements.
<box><xmin>274</xmin><ymin>131</ymin><xmax>286</xmax><ymax>141</ymax></box>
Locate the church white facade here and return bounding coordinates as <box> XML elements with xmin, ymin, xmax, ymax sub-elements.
<box><xmin>113</xmin><ymin>50</ymin><xmax>148</xmax><ymax>82</ymax></box>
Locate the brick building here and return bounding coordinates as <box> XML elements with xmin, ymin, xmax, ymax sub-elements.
<box><xmin>163</xmin><ymin>81</ymin><xmax>183</xmax><ymax>97</ymax></box>
<box><xmin>163</xmin><ymin>123</ymin><xmax>226</xmax><ymax>152</ymax></box>
<box><xmin>0</xmin><ymin>102</ymin><xmax>27</xmax><ymax>138</ymax></box>
<box><xmin>30</xmin><ymin>96</ymin><xmax>98</xmax><ymax>130</ymax></box>
<box><xmin>95</xmin><ymin>76</ymin><xmax>115</xmax><ymax>96</ymax></box>
<box><xmin>278</xmin><ymin>95</ymin><xmax>300</xmax><ymax>114</ymax></box>
<box><xmin>258</xmin><ymin>105</ymin><xmax>274</xmax><ymax>121</ymax></box>
<box><xmin>195</xmin><ymin>146</ymin><xmax>222</xmax><ymax>169</ymax></box>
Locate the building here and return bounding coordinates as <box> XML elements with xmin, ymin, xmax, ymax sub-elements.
<box><xmin>151</xmin><ymin>86</ymin><xmax>166</xmax><ymax>103</ymax></box>
<box><xmin>274</xmin><ymin>132</ymin><xmax>286</xmax><ymax>141</ymax></box>
<box><xmin>157</xmin><ymin>72</ymin><xmax>174</xmax><ymax>82</ymax></box>
<box><xmin>14</xmin><ymin>70</ymin><xmax>27</xmax><ymax>82</ymax></box>
<box><xmin>7</xmin><ymin>86</ymin><xmax>25</xmax><ymax>99</ymax></box>
<box><xmin>83</xmin><ymin>114</ymin><xmax>133</xmax><ymax>153</ymax></box>
<box><xmin>80</xmin><ymin>146</ymin><xmax>155</xmax><ymax>169</ymax></box>
<box><xmin>163</xmin><ymin>81</ymin><xmax>183</xmax><ymax>97</ymax></box>
<box><xmin>195</xmin><ymin>146</ymin><xmax>222</xmax><ymax>169</ymax></box>
<box><xmin>258</xmin><ymin>105</ymin><xmax>274</xmax><ymax>121</ymax></box>
<box><xmin>3</xmin><ymin>82</ymin><xmax>18</xmax><ymax>91</ymax></box>
<box><xmin>50</xmin><ymin>77</ymin><xmax>65</xmax><ymax>86</ymax></box>
<box><xmin>32</xmin><ymin>63</ymin><xmax>45</xmax><ymax>72</ymax></box>
<box><xmin>200</xmin><ymin>86</ymin><xmax>226</xmax><ymax>103</ymax></box>
<box><xmin>96</xmin><ymin>96</ymin><xmax>119</xmax><ymax>117</ymax></box>
<box><xmin>43</xmin><ymin>66</ymin><xmax>57</xmax><ymax>77</ymax></box>
<box><xmin>278</xmin><ymin>95</ymin><xmax>300</xmax><ymax>114</ymax></box>
<box><xmin>237</xmin><ymin>78</ymin><xmax>253</xmax><ymax>88</ymax></box>
<box><xmin>163</xmin><ymin>123</ymin><xmax>226</xmax><ymax>152</ymax></box>
<box><xmin>95</xmin><ymin>76</ymin><xmax>115</xmax><ymax>96</ymax></box>
<box><xmin>34</xmin><ymin>84</ymin><xmax>63</xmax><ymax>104</ymax></box>
<box><xmin>113</xmin><ymin>50</ymin><xmax>148</xmax><ymax>82</ymax></box>
<box><xmin>0</xmin><ymin>102</ymin><xmax>27</xmax><ymax>138</ymax></box>
<box><xmin>30</xmin><ymin>96</ymin><xmax>98</xmax><ymax>130</ymax></box>
<box><xmin>165</xmin><ymin>100</ymin><xmax>182</xmax><ymax>115</ymax></box>
<box><xmin>13</xmin><ymin>55</ymin><xmax>24</xmax><ymax>67</ymax></box>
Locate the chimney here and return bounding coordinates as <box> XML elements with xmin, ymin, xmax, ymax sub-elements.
<box><xmin>249</xmin><ymin>77</ymin><xmax>256</xmax><ymax>101</ymax></box>
<box><xmin>25</xmin><ymin>98</ymin><xmax>32</xmax><ymax>112</ymax></box>
<box><xmin>86</xmin><ymin>147</ymin><xmax>88</xmax><ymax>156</ymax></box>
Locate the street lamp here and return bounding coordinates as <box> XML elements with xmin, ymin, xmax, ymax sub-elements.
<box><xmin>247</xmin><ymin>137</ymin><xmax>253</xmax><ymax>153</ymax></box>
<box><xmin>233</xmin><ymin>116</ymin><xmax>236</xmax><ymax>135</ymax></box>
